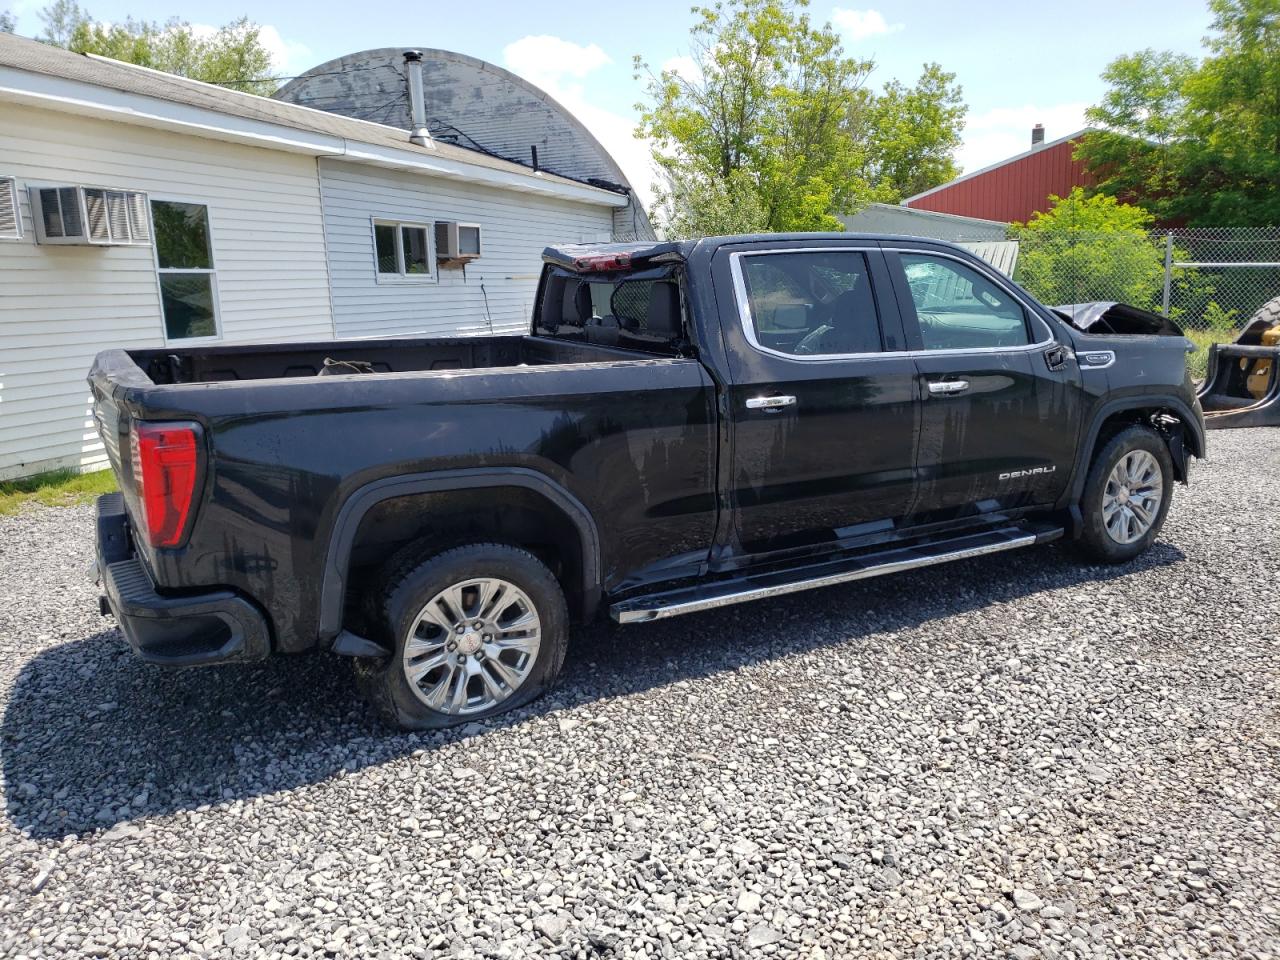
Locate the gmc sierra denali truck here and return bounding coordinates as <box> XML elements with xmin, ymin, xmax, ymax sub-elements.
<box><xmin>89</xmin><ymin>234</ymin><xmax>1205</xmax><ymax>729</ymax></box>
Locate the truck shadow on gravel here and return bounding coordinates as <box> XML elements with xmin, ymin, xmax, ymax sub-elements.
<box><xmin>3</xmin><ymin>542</ymin><xmax>1184</xmax><ymax>838</ymax></box>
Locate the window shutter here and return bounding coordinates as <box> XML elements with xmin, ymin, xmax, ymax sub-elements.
<box><xmin>0</xmin><ymin>177</ymin><xmax>18</xmax><ymax>239</ymax></box>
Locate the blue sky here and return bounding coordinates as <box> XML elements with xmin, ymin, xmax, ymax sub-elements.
<box><xmin>6</xmin><ymin>0</ymin><xmax>1214</xmax><ymax>204</ymax></box>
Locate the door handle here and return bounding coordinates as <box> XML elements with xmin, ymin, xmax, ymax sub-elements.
<box><xmin>927</xmin><ymin>380</ymin><xmax>969</xmax><ymax>395</ymax></box>
<box><xmin>746</xmin><ymin>395</ymin><xmax>797</xmax><ymax>410</ymax></box>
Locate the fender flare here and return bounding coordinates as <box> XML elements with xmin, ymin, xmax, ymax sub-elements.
<box><xmin>1057</xmin><ymin>395</ymin><xmax>1206</xmax><ymax>511</ymax></box>
<box><xmin>317</xmin><ymin>467</ymin><xmax>602</xmax><ymax>639</ymax></box>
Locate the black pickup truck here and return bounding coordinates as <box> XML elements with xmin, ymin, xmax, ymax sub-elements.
<box><xmin>90</xmin><ymin>235</ymin><xmax>1205</xmax><ymax>728</ymax></box>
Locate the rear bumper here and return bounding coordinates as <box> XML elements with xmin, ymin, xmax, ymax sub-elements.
<box><xmin>96</xmin><ymin>493</ymin><xmax>270</xmax><ymax>666</ymax></box>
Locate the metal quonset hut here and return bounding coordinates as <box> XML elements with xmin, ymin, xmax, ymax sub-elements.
<box><xmin>904</xmin><ymin>127</ymin><xmax>1096</xmax><ymax>224</ymax></box>
<box><xmin>275</xmin><ymin>48</ymin><xmax>655</xmax><ymax>243</ymax></box>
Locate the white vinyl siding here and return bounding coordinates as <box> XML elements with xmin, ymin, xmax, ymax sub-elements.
<box><xmin>0</xmin><ymin>102</ymin><xmax>333</xmax><ymax>479</ymax></box>
<box><xmin>319</xmin><ymin>159</ymin><xmax>613</xmax><ymax>339</ymax></box>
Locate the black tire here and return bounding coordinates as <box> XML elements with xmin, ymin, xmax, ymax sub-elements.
<box><xmin>1076</xmin><ymin>425</ymin><xmax>1174</xmax><ymax>564</ymax></box>
<box><xmin>1249</xmin><ymin>293</ymin><xmax>1280</xmax><ymax>327</ymax></box>
<box><xmin>355</xmin><ymin>543</ymin><xmax>569</xmax><ymax>730</ymax></box>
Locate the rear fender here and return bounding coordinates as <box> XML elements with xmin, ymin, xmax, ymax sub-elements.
<box><xmin>318</xmin><ymin>468</ymin><xmax>601</xmax><ymax>640</ymax></box>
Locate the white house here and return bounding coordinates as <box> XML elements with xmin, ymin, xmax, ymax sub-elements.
<box><xmin>0</xmin><ymin>32</ymin><xmax>629</xmax><ymax>479</ymax></box>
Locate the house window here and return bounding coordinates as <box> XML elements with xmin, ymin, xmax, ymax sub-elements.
<box><xmin>152</xmin><ymin>199</ymin><xmax>219</xmax><ymax>340</ymax></box>
<box><xmin>374</xmin><ymin>220</ymin><xmax>434</xmax><ymax>279</ymax></box>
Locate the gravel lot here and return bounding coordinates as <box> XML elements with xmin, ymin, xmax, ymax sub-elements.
<box><xmin>2</xmin><ymin>428</ymin><xmax>1278</xmax><ymax>960</ymax></box>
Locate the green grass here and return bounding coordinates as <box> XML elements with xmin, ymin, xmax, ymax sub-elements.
<box><xmin>0</xmin><ymin>467</ymin><xmax>118</xmax><ymax>516</ymax></box>
<box><xmin>1184</xmin><ymin>328</ymin><xmax>1236</xmax><ymax>382</ymax></box>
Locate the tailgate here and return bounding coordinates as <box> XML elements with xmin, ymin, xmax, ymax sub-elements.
<box><xmin>87</xmin><ymin>348</ymin><xmax>153</xmax><ymax>478</ymax></box>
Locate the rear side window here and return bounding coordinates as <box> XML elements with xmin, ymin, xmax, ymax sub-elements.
<box><xmin>535</xmin><ymin>268</ymin><xmax>686</xmax><ymax>356</ymax></box>
<box><xmin>900</xmin><ymin>254</ymin><xmax>1030</xmax><ymax>350</ymax></box>
<box><xmin>739</xmin><ymin>251</ymin><xmax>882</xmax><ymax>356</ymax></box>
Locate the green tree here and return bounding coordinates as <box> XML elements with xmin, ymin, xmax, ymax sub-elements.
<box><xmin>1012</xmin><ymin>188</ymin><xmax>1167</xmax><ymax>308</ymax></box>
<box><xmin>1077</xmin><ymin>50</ymin><xmax>1195</xmax><ymax>212</ymax></box>
<box><xmin>0</xmin><ymin>10</ymin><xmax>15</xmax><ymax>32</ymax></box>
<box><xmin>651</xmin><ymin>167</ymin><xmax>770</xmax><ymax>237</ymax></box>
<box><xmin>38</xmin><ymin>2</ymin><xmax>278</xmax><ymax>94</ymax></box>
<box><xmin>637</xmin><ymin>0</ymin><xmax>882</xmax><ymax>237</ymax></box>
<box><xmin>38</xmin><ymin>0</ymin><xmax>84</xmax><ymax>45</ymax></box>
<box><xmin>858</xmin><ymin>63</ymin><xmax>966</xmax><ymax>201</ymax></box>
<box><xmin>1078</xmin><ymin>0</ymin><xmax>1280</xmax><ymax>225</ymax></box>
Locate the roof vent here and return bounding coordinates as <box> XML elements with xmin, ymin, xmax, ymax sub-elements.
<box><xmin>1031</xmin><ymin>123</ymin><xmax>1045</xmax><ymax>148</ymax></box>
<box><xmin>403</xmin><ymin>50</ymin><xmax>431</xmax><ymax>146</ymax></box>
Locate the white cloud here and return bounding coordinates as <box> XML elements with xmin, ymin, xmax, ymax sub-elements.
<box><xmin>831</xmin><ymin>8</ymin><xmax>904</xmax><ymax>41</ymax></box>
<box><xmin>256</xmin><ymin>25</ymin><xmax>313</xmax><ymax>77</ymax></box>
<box><xmin>956</xmin><ymin>102</ymin><xmax>1090</xmax><ymax>174</ymax></box>
<box><xmin>502</xmin><ymin>35</ymin><xmax>658</xmax><ymax>212</ymax></box>
<box><xmin>661</xmin><ymin>55</ymin><xmax>702</xmax><ymax>84</ymax></box>
<box><xmin>502</xmin><ymin>35</ymin><xmax>612</xmax><ymax>90</ymax></box>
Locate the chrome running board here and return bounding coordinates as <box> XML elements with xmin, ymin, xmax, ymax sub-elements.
<box><xmin>610</xmin><ymin>524</ymin><xmax>1060</xmax><ymax>624</ymax></box>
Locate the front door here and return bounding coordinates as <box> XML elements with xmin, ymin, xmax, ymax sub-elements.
<box><xmin>886</xmin><ymin>248</ymin><xmax>1074</xmax><ymax>521</ymax></box>
<box><xmin>715</xmin><ymin>245</ymin><xmax>920</xmax><ymax>561</ymax></box>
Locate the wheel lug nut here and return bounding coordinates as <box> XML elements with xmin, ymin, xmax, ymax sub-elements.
<box><xmin>482</xmin><ymin>633</ymin><xmax>492</xmax><ymax>642</ymax></box>
<box><xmin>455</xmin><ymin>625</ymin><xmax>465</xmax><ymax>634</ymax></box>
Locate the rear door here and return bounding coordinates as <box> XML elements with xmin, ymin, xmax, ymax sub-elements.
<box><xmin>712</xmin><ymin>243</ymin><xmax>919</xmax><ymax>561</ymax></box>
<box><xmin>884</xmin><ymin>247</ymin><xmax>1076</xmax><ymax>520</ymax></box>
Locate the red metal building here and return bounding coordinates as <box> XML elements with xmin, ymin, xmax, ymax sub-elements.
<box><xmin>903</xmin><ymin>127</ymin><xmax>1095</xmax><ymax>224</ymax></box>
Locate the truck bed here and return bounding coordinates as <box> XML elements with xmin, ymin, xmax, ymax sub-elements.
<box><xmin>128</xmin><ymin>334</ymin><xmax>653</xmax><ymax>385</ymax></box>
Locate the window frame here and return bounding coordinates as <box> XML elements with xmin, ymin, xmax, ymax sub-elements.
<box><xmin>729</xmin><ymin>246</ymin><xmax>890</xmax><ymax>361</ymax></box>
<box><xmin>729</xmin><ymin>245</ymin><xmax>1055</xmax><ymax>363</ymax></box>
<box><xmin>150</xmin><ymin>195</ymin><xmax>222</xmax><ymax>344</ymax></box>
<box><xmin>371</xmin><ymin>217</ymin><xmax>437</xmax><ymax>283</ymax></box>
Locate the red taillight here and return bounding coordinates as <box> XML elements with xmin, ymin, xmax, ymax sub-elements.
<box><xmin>129</xmin><ymin>421</ymin><xmax>202</xmax><ymax>548</ymax></box>
<box><xmin>572</xmin><ymin>252</ymin><xmax>632</xmax><ymax>272</ymax></box>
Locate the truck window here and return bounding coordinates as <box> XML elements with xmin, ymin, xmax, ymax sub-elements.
<box><xmin>900</xmin><ymin>254</ymin><xmax>1031</xmax><ymax>350</ymax></box>
<box><xmin>536</xmin><ymin>267</ymin><xmax>686</xmax><ymax>357</ymax></box>
<box><xmin>738</xmin><ymin>251</ymin><xmax>882</xmax><ymax>356</ymax></box>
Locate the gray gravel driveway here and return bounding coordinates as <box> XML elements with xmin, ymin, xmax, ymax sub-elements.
<box><xmin>2</xmin><ymin>429</ymin><xmax>1278</xmax><ymax>959</ymax></box>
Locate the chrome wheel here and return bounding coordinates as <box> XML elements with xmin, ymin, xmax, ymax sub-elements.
<box><xmin>401</xmin><ymin>577</ymin><xmax>541</xmax><ymax>715</ymax></box>
<box><xmin>1102</xmin><ymin>450</ymin><xmax>1163</xmax><ymax>545</ymax></box>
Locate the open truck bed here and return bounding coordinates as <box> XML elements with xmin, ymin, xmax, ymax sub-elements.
<box><xmin>125</xmin><ymin>334</ymin><xmax>650</xmax><ymax>385</ymax></box>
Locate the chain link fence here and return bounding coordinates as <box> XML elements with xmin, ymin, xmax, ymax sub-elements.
<box><xmin>951</xmin><ymin>227</ymin><xmax>1280</xmax><ymax>332</ymax></box>
<box><xmin>949</xmin><ymin>226</ymin><xmax>1280</xmax><ymax>378</ymax></box>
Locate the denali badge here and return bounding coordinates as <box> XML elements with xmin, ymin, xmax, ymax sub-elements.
<box><xmin>1000</xmin><ymin>465</ymin><xmax>1057</xmax><ymax>480</ymax></box>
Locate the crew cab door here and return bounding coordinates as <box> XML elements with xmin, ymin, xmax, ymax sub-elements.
<box><xmin>884</xmin><ymin>247</ymin><xmax>1077</xmax><ymax>520</ymax></box>
<box><xmin>711</xmin><ymin>243</ymin><xmax>918</xmax><ymax>560</ymax></box>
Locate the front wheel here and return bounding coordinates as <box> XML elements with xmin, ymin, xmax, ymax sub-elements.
<box><xmin>1076</xmin><ymin>425</ymin><xmax>1174</xmax><ymax>563</ymax></box>
<box><xmin>356</xmin><ymin>543</ymin><xmax>569</xmax><ymax>730</ymax></box>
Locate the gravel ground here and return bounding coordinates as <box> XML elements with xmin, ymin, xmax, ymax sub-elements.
<box><xmin>1</xmin><ymin>428</ymin><xmax>1278</xmax><ymax>960</ymax></box>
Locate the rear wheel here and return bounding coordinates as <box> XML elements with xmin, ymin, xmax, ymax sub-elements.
<box><xmin>356</xmin><ymin>543</ymin><xmax>569</xmax><ymax>730</ymax></box>
<box><xmin>1077</xmin><ymin>425</ymin><xmax>1174</xmax><ymax>563</ymax></box>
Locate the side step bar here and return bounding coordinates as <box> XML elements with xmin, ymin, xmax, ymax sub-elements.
<box><xmin>610</xmin><ymin>523</ymin><xmax>1062</xmax><ymax>624</ymax></box>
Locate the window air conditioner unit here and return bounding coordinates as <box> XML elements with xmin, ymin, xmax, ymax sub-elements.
<box><xmin>434</xmin><ymin>220</ymin><xmax>481</xmax><ymax>261</ymax></box>
<box><xmin>29</xmin><ymin>185</ymin><xmax>151</xmax><ymax>246</ymax></box>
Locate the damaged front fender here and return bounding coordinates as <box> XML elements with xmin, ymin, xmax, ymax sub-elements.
<box><xmin>1053</xmin><ymin>302</ymin><xmax>1185</xmax><ymax>337</ymax></box>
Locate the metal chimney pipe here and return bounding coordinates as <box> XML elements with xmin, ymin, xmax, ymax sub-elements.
<box><xmin>1031</xmin><ymin>123</ymin><xmax>1045</xmax><ymax>148</ymax></box>
<box><xmin>403</xmin><ymin>50</ymin><xmax>431</xmax><ymax>145</ymax></box>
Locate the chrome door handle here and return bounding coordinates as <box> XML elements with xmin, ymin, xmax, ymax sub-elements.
<box><xmin>927</xmin><ymin>380</ymin><xmax>969</xmax><ymax>395</ymax></box>
<box><xmin>746</xmin><ymin>395</ymin><xmax>797</xmax><ymax>410</ymax></box>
